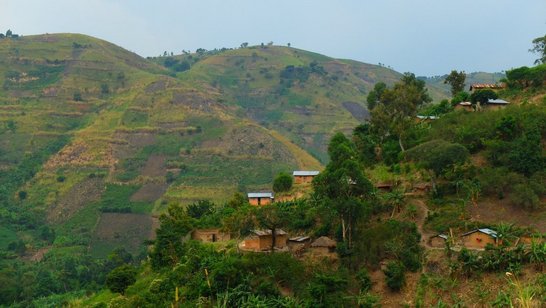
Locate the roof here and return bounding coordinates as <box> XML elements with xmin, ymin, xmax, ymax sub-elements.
<box><xmin>487</xmin><ymin>98</ymin><xmax>510</xmax><ymax>105</ymax></box>
<box><xmin>251</xmin><ymin>229</ymin><xmax>287</xmax><ymax>236</ymax></box>
<box><xmin>375</xmin><ymin>182</ymin><xmax>393</xmax><ymax>188</ymax></box>
<box><xmin>310</xmin><ymin>236</ymin><xmax>337</xmax><ymax>248</ymax></box>
<box><xmin>469</xmin><ymin>83</ymin><xmax>506</xmax><ymax>91</ymax></box>
<box><xmin>462</xmin><ymin>228</ymin><xmax>498</xmax><ymax>238</ymax></box>
<box><xmin>247</xmin><ymin>192</ymin><xmax>274</xmax><ymax>199</ymax></box>
<box><xmin>289</xmin><ymin>236</ymin><xmax>310</xmax><ymax>242</ymax></box>
<box><xmin>416</xmin><ymin>115</ymin><xmax>439</xmax><ymax>120</ymax></box>
<box><xmin>293</xmin><ymin>171</ymin><xmax>320</xmax><ymax>176</ymax></box>
<box><xmin>458</xmin><ymin>101</ymin><xmax>472</xmax><ymax>106</ymax></box>
<box><xmin>432</xmin><ymin>234</ymin><xmax>448</xmax><ymax>240</ymax></box>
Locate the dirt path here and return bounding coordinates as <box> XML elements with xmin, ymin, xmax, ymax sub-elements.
<box><xmin>409</xmin><ymin>198</ymin><xmax>433</xmax><ymax>248</ymax></box>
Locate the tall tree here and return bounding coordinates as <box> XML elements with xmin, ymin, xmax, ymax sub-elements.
<box><xmin>444</xmin><ymin>70</ymin><xmax>466</xmax><ymax>96</ymax></box>
<box><xmin>370</xmin><ymin>73</ymin><xmax>431</xmax><ymax>151</ymax></box>
<box><xmin>313</xmin><ymin>133</ymin><xmax>373</xmax><ymax>247</ymax></box>
<box><xmin>529</xmin><ymin>34</ymin><xmax>546</xmax><ymax>64</ymax></box>
<box><xmin>366</xmin><ymin>82</ymin><xmax>387</xmax><ymax>110</ymax></box>
<box><xmin>255</xmin><ymin>204</ymin><xmax>287</xmax><ymax>251</ymax></box>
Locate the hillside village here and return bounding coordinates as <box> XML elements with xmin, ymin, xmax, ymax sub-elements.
<box><xmin>0</xmin><ymin>30</ymin><xmax>544</xmax><ymax>307</ymax></box>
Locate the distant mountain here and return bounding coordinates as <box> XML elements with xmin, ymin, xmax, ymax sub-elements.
<box><xmin>418</xmin><ymin>71</ymin><xmax>505</xmax><ymax>97</ymax></box>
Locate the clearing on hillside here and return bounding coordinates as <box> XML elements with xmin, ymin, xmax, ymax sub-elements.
<box><xmin>90</xmin><ymin>213</ymin><xmax>154</xmax><ymax>257</ymax></box>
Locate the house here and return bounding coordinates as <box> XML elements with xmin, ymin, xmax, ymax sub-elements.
<box><xmin>247</xmin><ymin>192</ymin><xmax>274</xmax><ymax>206</ymax></box>
<box><xmin>287</xmin><ymin>236</ymin><xmax>311</xmax><ymax>252</ymax></box>
<box><xmin>429</xmin><ymin>234</ymin><xmax>448</xmax><ymax>248</ymax></box>
<box><xmin>469</xmin><ymin>83</ymin><xmax>506</xmax><ymax>92</ymax></box>
<box><xmin>293</xmin><ymin>171</ymin><xmax>320</xmax><ymax>184</ymax></box>
<box><xmin>240</xmin><ymin>229</ymin><xmax>288</xmax><ymax>252</ymax></box>
<box><xmin>455</xmin><ymin>101</ymin><xmax>473</xmax><ymax>111</ymax></box>
<box><xmin>485</xmin><ymin>98</ymin><xmax>510</xmax><ymax>110</ymax></box>
<box><xmin>462</xmin><ymin>228</ymin><xmax>500</xmax><ymax>249</ymax></box>
<box><xmin>413</xmin><ymin>182</ymin><xmax>431</xmax><ymax>193</ymax></box>
<box><xmin>309</xmin><ymin>236</ymin><xmax>337</xmax><ymax>256</ymax></box>
<box><xmin>191</xmin><ymin>228</ymin><xmax>230</xmax><ymax>243</ymax></box>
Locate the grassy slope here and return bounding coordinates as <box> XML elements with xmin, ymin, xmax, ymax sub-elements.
<box><xmin>159</xmin><ymin>46</ymin><xmax>451</xmax><ymax>161</ymax></box>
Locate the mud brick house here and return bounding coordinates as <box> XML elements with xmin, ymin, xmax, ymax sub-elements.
<box><xmin>247</xmin><ymin>192</ymin><xmax>274</xmax><ymax>206</ymax></box>
<box><xmin>191</xmin><ymin>229</ymin><xmax>230</xmax><ymax>243</ymax></box>
<box><xmin>240</xmin><ymin>229</ymin><xmax>288</xmax><ymax>252</ymax></box>
<box><xmin>462</xmin><ymin>228</ymin><xmax>500</xmax><ymax>249</ymax></box>
<box><xmin>429</xmin><ymin>234</ymin><xmax>448</xmax><ymax>248</ymax></box>
<box><xmin>309</xmin><ymin>236</ymin><xmax>337</xmax><ymax>256</ymax></box>
<box><xmin>293</xmin><ymin>171</ymin><xmax>320</xmax><ymax>184</ymax></box>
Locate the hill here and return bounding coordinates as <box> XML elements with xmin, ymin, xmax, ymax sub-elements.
<box><xmin>151</xmin><ymin>46</ymin><xmax>454</xmax><ymax>161</ymax></box>
<box><xmin>418</xmin><ymin>71</ymin><xmax>506</xmax><ymax>97</ymax></box>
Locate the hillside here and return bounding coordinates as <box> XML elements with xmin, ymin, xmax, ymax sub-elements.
<box><xmin>419</xmin><ymin>71</ymin><xmax>506</xmax><ymax>97</ymax></box>
<box><xmin>152</xmin><ymin>46</ymin><xmax>455</xmax><ymax>161</ymax></box>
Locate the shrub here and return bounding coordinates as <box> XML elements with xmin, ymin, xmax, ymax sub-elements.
<box><xmin>356</xmin><ymin>268</ymin><xmax>372</xmax><ymax>292</ymax></box>
<box><xmin>384</xmin><ymin>261</ymin><xmax>405</xmax><ymax>291</ymax></box>
<box><xmin>105</xmin><ymin>265</ymin><xmax>137</xmax><ymax>294</ymax></box>
<box><xmin>273</xmin><ymin>172</ymin><xmax>293</xmax><ymax>193</ymax></box>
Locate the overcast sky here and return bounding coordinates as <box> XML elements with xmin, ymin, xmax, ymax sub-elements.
<box><xmin>2</xmin><ymin>0</ymin><xmax>545</xmax><ymax>76</ymax></box>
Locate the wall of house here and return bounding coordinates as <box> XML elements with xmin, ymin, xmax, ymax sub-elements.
<box><xmin>429</xmin><ymin>237</ymin><xmax>446</xmax><ymax>248</ymax></box>
<box><xmin>249</xmin><ymin>198</ymin><xmax>259</xmax><ymax>206</ymax></box>
<box><xmin>463</xmin><ymin>233</ymin><xmax>497</xmax><ymax>249</ymax></box>
<box><xmin>294</xmin><ymin>175</ymin><xmax>314</xmax><ymax>184</ymax></box>
<box><xmin>260</xmin><ymin>197</ymin><xmax>272</xmax><ymax>205</ymax></box>
<box><xmin>192</xmin><ymin>229</ymin><xmax>230</xmax><ymax>242</ymax></box>
<box><xmin>243</xmin><ymin>237</ymin><xmax>261</xmax><ymax>251</ymax></box>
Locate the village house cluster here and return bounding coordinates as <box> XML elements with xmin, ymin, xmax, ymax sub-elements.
<box><xmin>188</xmin><ymin>170</ymin><xmax>340</xmax><ymax>257</ymax></box>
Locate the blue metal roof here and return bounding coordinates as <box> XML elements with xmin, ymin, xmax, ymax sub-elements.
<box><xmin>247</xmin><ymin>192</ymin><xmax>274</xmax><ymax>198</ymax></box>
<box><xmin>293</xmin><ymin>171</ymin><xmax>320</xmax><ymax>176</ymax></box>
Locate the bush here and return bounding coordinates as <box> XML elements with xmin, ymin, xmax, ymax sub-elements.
<box><xmin>383</xmin><ymin>261</ymin><xmax>405</xmax><ymax>291</ymax></box>
<box><xmin>106</xmin><ymin>265</ymin><xmax>137</xmax><ymax>294</ymax></box>
<box><xmin>356</xmin><ymin>268</ymin><xmax>372</xmax><ymax>292</ymax></box>
<box><xmin>273</xmin><ymin>172</ymin><xmax>293</xmax><ymax>192</ymax></box>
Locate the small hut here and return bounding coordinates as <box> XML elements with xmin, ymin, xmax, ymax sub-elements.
<box><xmin>310</xmin><ymin>236</ymin><xmax>337</xmax><ymax>256</ymax></box>
<box><xmin>429</xmin><ymin>234</ymin><xmax>448</xmax><ymax>248</ymax></box>
<box><xmin>191</xmin><ymin>229</ymin><xmax>230</xmax><ymax>243</ymax></box>
<box><xmin>247</xmin><ymin>192</ymin><xmax>274</xmax><ymax>206</ymax></box>
<box><xmin>287</xmin><ymin>236</ymin><xmax>311</xmax><ymax>251</ymax></box>
<box><xmin>462</xmin><ymin>228</ymin><xmax>500</xmax><ymax>249</ymax></box>
<box><xmin>240</xmin><ymin>229</ymin><xmax>288</xmax><ymax>252</ymax></box>
<box><xmin>455</xmin><ymin>101</ymin><xmax>473</xmax><ymax>111</ymax></box>
<box><xmin>293</xmin><ymin>171</ymin><xmax>320</xmax><ymax>184</ymax></box>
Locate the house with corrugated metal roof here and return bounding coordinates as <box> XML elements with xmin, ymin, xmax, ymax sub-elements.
<box><xmin>293</xmin><ymin>170</ymin><xmax>320</xmax><ymax>184</ymax></box>
<box><xmin>469</xmin><ymin>83</ymin><xmax>506</xmax><ymax>91</ymax></box>
<box><xmin>462</xmin><ymin>228</ymin><xmax>501</xmax><ymax>249</ymax></box>
<box><xmin>247</xmin><ymin>192</ymin><xmax>274</xmax><ymax>206</ymax></box>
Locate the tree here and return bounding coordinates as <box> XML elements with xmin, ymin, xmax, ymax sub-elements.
<box><xmin>405</xmin><ymin>140</ymin><xmax>469</xmax><ymax>192</ymax></box>
<box><xmin>383</xmin><ymin>261</ymin><xmax>405</xmax><ymax>291</ymax></box>
<box><xmin>273</xmin><ymin>172</ymin><xmax>293</xmax><ymax>192</ymax></box>
<box><xmin>444</xmin><ymin>70</ymin><xmax>466</xmax><ymax>96</ymax></box>
<box><xmin>105</xmin><ymin>265</ymin><xmax>137</xmax><ymax>294</ymax></box>
<box><xmin>186</xmin><ymin>200</ymin><xmax>214</xmax><ymax>219</ymax></box>
<box><xmin>366</xmin><ymin>82</ymin><xmax>386</xmax><ymax>110</ymax></box>
<box><xmin>240</xmin><ymin>42</ymin><xmax>249</xmax><ymax>48</ymax></box>
<box><xmin>353</xmin><ymin>123</ymin><xmax>379</xmax><ymax>166</ymax></box>
<box><xmin>149</xmin><ymin>204</ymin><xmax>193</xmax><ymax>269</ymax></box>
<box><xmin>313</xmin><ymin>133</ymin><xmax>374</xmax><ymax>247</ymax></box>
<box><xmin>529</xmin><ymin>34</ymin><xmax>546</xmax><ymax>64</ymax></box>
<box><xmin>470</xmin><ymin>89</ymin><xmax>498</xmax><ymax>109</ymax></box>
<box><xmin>370</xmin><ymin>73</ymin><xmax>431</xmax><ymax>151</ymax></box>
<box><xmin>256</xmin><ymin>205</ymin><xmax>287</xmax><ymax>251</ymax></box>
<box><xmin>451</xmin><ymin>91</ymin><xmax>470</xmax><ymax>105</ymax></box>
<box><xmin>6</xmin><ymin>29</ymin><xmax>12</xmax><ymax>37</ymax></box>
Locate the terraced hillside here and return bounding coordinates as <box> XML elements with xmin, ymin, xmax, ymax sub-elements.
<box><xmin>0</xmin><ymin>33</ymin><xmax>459</xmax><ymax>256</ymax></box>
<box><xmin>152</xmin><ymin>46</ymin><xmax>456</xmax><ymax>161</ymax></box>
